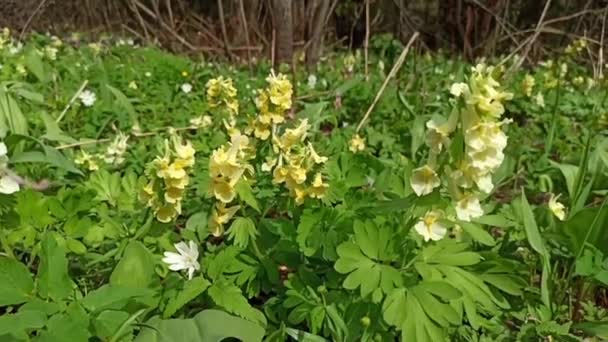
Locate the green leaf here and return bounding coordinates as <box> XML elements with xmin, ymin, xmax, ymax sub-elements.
<box><xmin>518</xmin><ymin>192</ymin><xmax>548</xmax><ymax>258</ymax></box>
<box><xmin>0</xmin><ymin>257</ymin><xmax>34</xmax><ymax>306</ymax></box>
<box><xmin>36</xmin><ymin>304</ymin><xmax>90</xmax><ymax>342</ymax></box>
<box><xmin>82</xmin><ymin>285</ymin><xmax>154</xmax><ymax>312</ymax></box>
<box><xmin>458</xmin><ymin>222</ymin><xmax>495</xmax><ymax>246</ymax></box>
<box><xmin>0</xmin><ymin>310</ymin><xmax>46</xmax><ymax>338</ymax></box>
<box><xmin>40</xmin><ymin>112</ymin><xmax>76</xmax><ymax>144</ymax></box>
<box><xmin>107</xmin><ymin>84</ymin><xmax>138</xmax><ymax>125</ymax></box>
<box><xmin>25</xmin><ymin>49</ymin><xmax>47</xmax><ymax>82</ymax></box>
<box><xmin>208</xmin><ymin>283</ymin><xmax>266</xmax><ymax>326</ymax></box>
<box><xmin>335</xmin><ymin>222</ymin><xmax>402</xmax><ymax>300</ymax></box>
<box><xmin>227</xmin><ymin>217</ymin><xmax>257</xmax><ymax>249</ymax></box>
<box><xmin>550</xmin><ymin>161</ymin><xmax>578</xmax><ymax>199</ymax></box>
<box><xmin>574</xmin><ymin>321</ymin><xmax>608</xmax><ymax>339</ymax></box>
<box><xmin>135</xmin><ymin>309</ymin><xmax>265</xmax><ymax>342</ymax></box>
<box><xmin>163</xmin><ymin>277</ymin><xmax>211</xmax><ymax>318</ymax></box>
<box><xmin>110</xmin><ymin>241</ymin><xmax>156</xmax><ymax>288</ymax></box>
<box><xmin>93</xmin><ymin>310</ymin><xmax>130</xmax><ymax>340</ymax></box>
<box><xmin>234</xmin><ymin>180</ymin><xmax>260</xmax><ymax>213</ymax></box>
<box><xmin>0</xmin><ymin>90</ymin><xmax>28</xmax><ymax>137</ymax></box>
<box><xmin>38</xmin><ymin>234</ymin><xmax>73</xmax><ymax>301</ymax></box>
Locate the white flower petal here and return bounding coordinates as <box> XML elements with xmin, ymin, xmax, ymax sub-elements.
<box><xmin>0</xmin><ymin>175</ymin><xmax>19</xmax><ymax>194</ymax></box>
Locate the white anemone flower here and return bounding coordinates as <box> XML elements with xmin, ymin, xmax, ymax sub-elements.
<box><xmin>455</xmin><ymin>194</ymin><xmax>484</xmax><ymax>222</ymax></box>
<box><xmin>181</xmin><ymin>83</ymin><xmax>193</xmax><ymax>94</ymax></box>
<box><xmin>79</xmin><ymin>90</ymin><xmax>96</xmax><ymax>107</ymax></box>
<box><xmin>410</xmin><ymin>165</ymin><xmax>440</xmax><ymax>196</ymax></box>
<box><xmin>162</xmin><ymin>241</ymin><xmax>200</xmax><ymax>280</ymax></box>
<box><xmin>0</xmin><ymin>142</ymin><xmax>19</xmax><ymax>194</ymax></box>
<box><xmin>307</xmin><ymin>74</ymin><xmax>317</xmax><ymax>89</ymax></box>
<box><xmin>414</xmin><ymin>210</ymin><xmax>447</xmax><ymax>242</ymax></box>
<box><xmin>548</xmin><ymin>194</ymin><xmax>566</xmax><ymax>221</ymax></box>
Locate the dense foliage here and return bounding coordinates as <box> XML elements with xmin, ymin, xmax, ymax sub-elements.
<box><xmin>0</xmin><ymin>30</ymin><xmax>608</xmax><ymax>341</ymax></box>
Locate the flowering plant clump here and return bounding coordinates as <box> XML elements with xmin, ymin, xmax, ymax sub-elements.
<box><xmin>139</xmin><ymin>137</ymin><xmax>196</xmax><ymax>222</ymax></box>
<box><xmin>411</xmin><ymin>64</ymin><xmax>513</xmax><ymax>241</ymax></box>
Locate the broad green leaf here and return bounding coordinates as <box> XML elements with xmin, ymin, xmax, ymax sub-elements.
<box><xmin>107</xmin><ymin>84</ymin><xmax>138</xmax><ymax>125</ymax></box>
<box><xmin>458</xmin><ymin>222</ymin><xmax>495</xmax><ymax>246</ymax></box>
<box><xmin>0</xmin><ymin>91</ymin><xmax>28</xmax><ymax>136</ymax></box>
<box><xmin>135</xmin><ymin>309</ymin><xmax>265</xmax><ymax>342</ymax></box>
<box><xmin>38</xmin><ymin>234</ymin><xmax>73</xmax><ymax>301</ymax></box>
<box><xmin>25</xmin><ymin>49</ymin><xmax>47</xmax><ymax>82</ymax></box>
<box><xmin>36</xmin><ymin>304</ymin><xmax>90</xmax><ymax>342</ymax></box>
<box><xmin>518</xmin><ymin>192</ymin><xmax>548</xmax><ymax>258</ymax></box>
<box><xmin>40</xmin><ymin>112</ymin><xmax>76</xmax><ymax>144</ymax></box>
<box><xmin>82</xmin><ymin>285</ymin><xmax>154</xmax><ymax>312</ymax></box>
<box><xmin>93</xmin><ymin>310</ymin><xmax>130</xmax><ymax>340</ymax></box>
<box><xmin>574</xmin><ymin>321</ymin><xmax>608</xmax><ymax>339</ymax></box>
<box><xmin>550</xmin><ymin>161</ymin><xmax>578</xmax><ymax>199</ymax></box>
<box><xmin>0</xmin><ymin>310</ymin><xmax>46</xmax><ymax>338</ymax></box>
<box><xmin>0</xmin><ymin>257</ymin><xmax>34</xmax><ymax>306</ymax></box>
<box><xmin>110</xmin><ymin>241</ymin><xmax>155</xmax><ymax>288</ymax></box>
<box><xmin>163</xmin><ymin>277</ymin><xmax>211</xmax><ymax>318</ymax></box>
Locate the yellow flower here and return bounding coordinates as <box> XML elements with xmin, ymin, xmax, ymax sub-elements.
<box><xmin>294</xmin><ymin>186</ymin><xmax>308</xmax><ymax>205</ymax></box>
<box><xmin>349</xmin><ymin>134</ymin><xmax>365</xmax><ymax>152</ymax></box>
<box><xmin>455</xmin><ymin>194</ymin><xmax>484</xmax><ymax>222</ymax></box>
<box><xmin>288</xmin><ymin>165</ymin><xmax>307</xmax><ymax>185</ymax></box>
<box><xmin>308</xmin><ymin>143</ymin><xmax>328</xmax><ymax>164</ymax></box>
<box><xmin>182</xmin><ymin>71</ymin><xmax>189</xmax><ymax>77</ymax></box>
<box><xmin>522</xmin><ymin>74</ymin><xmax>535</xmax><ymax>97</ymax></box>
<box><xmin>164</xmin><ymin>186</ymin><xmax>184</xmax><ymax>204</ymax></box>
<box><xmin>165</xmin><ymin>174</ymin><xmax>189</xmax><ymax>189</ymax></box>
<box><xmin>128</xmin><ymin>81</ymin><xmax>138</xmax><ymax>90</ymax></box>
<box><xmin>309</xmin><ymin>173</ymin><xmax>328</xmax><ymax>199</ymax></box>
<box><xmin>414</xmin><ymin>210</ymin><xmax>447</xmax><ymax>242</ymax></box>
<box><xmin>156</xmin><ymin>203</ymin><xmax>179</xmax><ymax>223</ymax></box>
<box><xmin>212</xmin><ymin>177</ymin><xmax>238</xmax><ymax>203</ymax></box>
<box><xmin>410</xmin><ymin>165</ymin><xmax>440</xmax><ymax>196</ymax></box>
<box><xmin>175</xmin><ymin>140</ymin><xmax>196</xmax><ymax>167</ymax></box>
<box><xmin>139</xmin><ymin>182</ymin><xmax>155</xmax><ymax>205</ymax></box>
<box><xmin>273</xmin><ymin>166</ymin><xmax>289</xmax><ymax>184</ymax></box>
<box><xmin>279</xmin><ymin>119</ymin><xmax>310</xmax><ymax>151</ymax></box>
<box><xmin>261</xmin><ymin>157</ymin><xmax>277</xmax><ymax>172</ymax></box>
<box><xmin>210</xmin><ymin>203</ymin><xmax>240</xmax><ymax>237</ymax></box>
<box><xmin>548</xmin><ymin>193</ymin><xmax>566</xmax><ymax>221</ymax></box>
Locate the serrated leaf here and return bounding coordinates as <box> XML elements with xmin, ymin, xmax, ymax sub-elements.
<box><xmin>208</xmin><ymin>283</ymin><xmax>266</xmax><ymax>326</ymax></box>
<box><xmin>227</xmin><ymin>217</ymin><xmax>257</xmax><ymax>249</ymax></box>
<box><xmin>234</xmin><ymin>180</ymin><xmax>260</xmax><ymax>213</ymax></box>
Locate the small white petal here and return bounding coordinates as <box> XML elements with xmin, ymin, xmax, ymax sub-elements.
<box><xmin>0</xmin><ymin>175</ymin><xmax>19</xmax><ymax>194</ymax></box>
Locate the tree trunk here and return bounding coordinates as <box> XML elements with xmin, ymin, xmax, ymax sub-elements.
<box><xmin>272</xmin><ymin>0</ymin><xmax>293</xmax><ymax>65</ymax></box>
<box><xmin>305</xmin><ymin>0</ymin><xmax>330</xmax><ymax>68</ymax></box>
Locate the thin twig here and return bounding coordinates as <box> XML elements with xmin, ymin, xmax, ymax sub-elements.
<box><xmin>238</xmin><ymin>0</ymin><xmax>253</xmax><ymax>74</ymax></box>
<box><xmin>599</xmin><ymin>8</ymin><xmax>607</xmax><ymax>79</ymax></box>
<box><xmin>356</xmin><ymin>32</ymin><xmax>419</xmax><ymax>133</ymax></box>
<box><xmin>56</xmin><ymin>126</ymin><xmax>195</xmax><ymax>150</ymax></box>
<box><xmin>217</xmin><ymin>0</ymin><xmax>232</xmax><ymax>59</ymax></box>
<box><xmin>132</xmin><ymin>0</ymin><xmax>196</xmax><ymax>50</ymax></box>
<box><xmin>512</xmin><ymin>0</ymin><xmax>552</xmax><ymax>71</ymax></box>
<box><xmin>364</xmin><ymin>0</ymin><xmax>370</xmax><ymax>80</ymax></box>
<box><xmin>19</xmin><ymin>0</ymin><xmax>49</xmax><ymax>40</ymax></box>
<box><xmin>57</xmin><ymin>80</ymin><xmax>88</xmax><ymax>124</ymax></box>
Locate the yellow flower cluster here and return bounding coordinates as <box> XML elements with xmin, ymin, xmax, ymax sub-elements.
<box><xmin>522</xmin><ymin>74</ymin><xmax>535</xmax><ymax>97</ymax></box>
<box><xmin>565</xmin><ymin>38</ymin><xmax>587</xmax><ymax>55</ymax></box>
<box><xmin>264</xmin><ymin>119</ymin><xmax>329</xmax><ymax>204</ymax></box>
<box><xmin>0</xmin><ymin>28</ymin><xmax>10</xmax><ymax>50</ymax></box>
<box><xmin>251</xmin><ymin>73</ymin><xmax>293</xmax><ymax>140</ymax></box>
<box><xmin>209</xmin><ymin>131</ymin><xmax>254</xmax><ymax>203</ymax></box>
<box><xmin>139</xmin><ymin>138</ymin><xmax>196</xmax><ymax>223</ymax></box>
<box><xmin>74</xmin><ymin>150</ymin><xmax>100</xmax><ymax>171</ymax></box>
<box><xmin>206</xmin><ymin>76</ymin><xmax>239</xmax><ymax>116</ymax></box>
<box><xmin>411</xmin><ymin>63</ymin><xmax>512</xmax><ymax>227</ymax></box>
